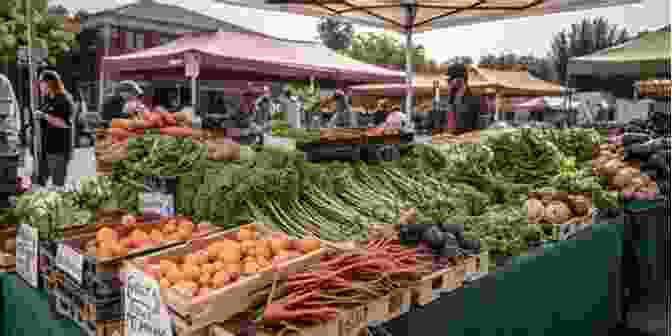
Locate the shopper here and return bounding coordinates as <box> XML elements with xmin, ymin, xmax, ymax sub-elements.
<box><xmin>34</xmin><ymin>70</ymin><xmax>75</xmax><ymax>190</ymax></box>
<box><xmin>445</xmin><ymin>64</ymin><xmax>482</xmax><ymax>134</ymax></box>
<box><xmin>101</xmin><ymin>80</ymin><xmax>145</xmax><ymax>124</ymax></box>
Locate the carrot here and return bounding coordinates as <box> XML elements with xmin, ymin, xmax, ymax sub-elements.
<box><xmin>159</xmin><ymin>127</ymin><xmax>194</xmax><ymax>137</ymax></box>
<box><xmin>162</xmin><ymin>112</ymin><xmax>177</xmax><ymax>126</ymax></box>
<box><xmin>263</xmin><ymin>304</ymin><xmax>338</xmax><ymax>323</ymax></box>
<box><xmin>108</xmin><ymin>128</ymin><xmax>133</xmax><ymax>138</ymax></box>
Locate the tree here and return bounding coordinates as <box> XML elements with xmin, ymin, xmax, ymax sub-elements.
<box><xmin>317</xmin><ymin>17</ymin><xmax>354</xmax><ymax>51</ymax></box>
<box><xmin>477</xmin><ymin>52</ymin><xmax>556</xmax><ymax>82</ymax></box>
<box><xmin>549</xmin><ymin>17</ymin><xmax>630</xmax><ymax>83</ymax></box>
<box><xmin>344</xmin><ymin>32</ymin><xmax>429</xmax><ymax>69</ymax></box>
<box><xmin>444</xmin><ymin>56</ymin><xmax>474</xmax><ymax>65</ymax></box>
<box><xmin>47</xmin><ymin>4</ymin><xmax>68</xmax><ymax>16</ymax></box>
<box><xmin>0</xmin><ymin>0</ymin><xmax>78</xmax><ymax>65</ymax></box>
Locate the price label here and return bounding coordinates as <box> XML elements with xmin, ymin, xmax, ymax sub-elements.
<box><xmin>15</xmin><ymin>224</ymin><xmax>39</xmax><ymax>288</ymax></box>
<box><xmin>125</xmin><ymin>270</ymin><xmax>173</xmax><ymax>336</ymax></box>
<box><xmin>141</xmin><ymin>176</ymin><xmax>177</xmax><ymax>221</ymax></box>
<box><xmin>56</xmin><ymin>243</ymin><xmax>84</xmax><ymax>284</ymax></box>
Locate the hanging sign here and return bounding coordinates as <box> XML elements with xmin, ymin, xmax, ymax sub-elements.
<box><xmin>141</xmin><ymin>176</ymin><xmax>177</xmax><ymax>222</ymax></box>
<box><xmin>125</xmin><ymin>269</ymin><xmax>173</xmax><ymax>336</ymax></box>
<box><xmin>56</xmin><ymin>242</ymin><xmax>84</xmax><ymax>284</ymax></box>
<box><xmin>15</xmin><ymin>224</ymin><xmax>39</xmax><ymax>288</ymax></box>
<box><xmin>184</xmin><ymin>53</ymin><xmax>200</xmax><ymax>78</ymax></box>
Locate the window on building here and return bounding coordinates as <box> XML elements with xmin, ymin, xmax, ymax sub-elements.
<box><xmin>126</xmin><ymin>31</ymin><xmax>145</xmax><ymax>49</ymax></box>
<box><xmin>160</xmin><ymin>35</ymin><xmax>174</xmax><ymax>45</ymax></box>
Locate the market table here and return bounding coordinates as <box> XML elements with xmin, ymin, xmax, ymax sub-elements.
<box><xmin>0</xmin><ymin>215</ymin><xmax>625</xmax><ymax>336</ymax></box>
<box><xmin>0</xmin><ymin>273</ymin><xmax>81</xmax><ymax>336</ymax></box>
<box><xmin>384</xmin><ymin>215</ymin><xmax>625</xmax><ymax>336</ymax></box>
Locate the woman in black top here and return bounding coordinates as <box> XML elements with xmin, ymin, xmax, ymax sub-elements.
<box><xmin>35</xmin><ymin>71</ymin><xmax>74</xmax><ymax>189</ymax></box>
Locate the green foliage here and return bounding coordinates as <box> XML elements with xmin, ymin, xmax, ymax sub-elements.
<box><xmin>343</xmin><ymin>32</ymin><xmax>429</xmax><ymax>69</ymax></box>
<box><xmin>287</xmin><ymin>78</ymin><xmax>321</xmax><ymax>114</ymax></box>
<box><xmin>549</xmin><ymin>17</ymin><xmax>630</xmax><ymax>83</ymax></box>
<box><xmin>317</xmin><ymin>16</ymin><xmax>354</xmax><ymax>51</ymax></box>
<box><xmin>478</xmin><ymin>52</ymin><xmax>556</xmax><ymax>82</ymax></box>
<box><xmin>0</xmin><ymin>0</ymin><xmax>78</xmax><ymax>64</ymax></box>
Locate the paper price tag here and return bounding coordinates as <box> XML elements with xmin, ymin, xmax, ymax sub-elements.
<box><xmin>141</xmin><ymin>176</ymin><xmax>177</xmax><ymax>222</ymax></box>
<box><xmin>15</xmin><ymin>224</ymin><xmax>39</xmax><ymax>288</ymax></box>
<box><xmin>125</xmin><ymin>270</ymin><xmax>173</xmax><ymax>336</ymax></box>
<box><xmin>56</xmin><ymin>243</ymin><xmax>84</xmax><ymax>284</ymax></box>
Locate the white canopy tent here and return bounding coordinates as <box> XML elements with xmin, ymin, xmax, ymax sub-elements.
<box><xmin>216</xmin><ymin>0</ymin><xmax>642</xmax><ymax>118</ymax></box>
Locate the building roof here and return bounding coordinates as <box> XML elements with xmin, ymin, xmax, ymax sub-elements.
<box><xmin>86</xmin><ymin>0</ymin><xmax>257</xmax><ymax>34</ymax></box>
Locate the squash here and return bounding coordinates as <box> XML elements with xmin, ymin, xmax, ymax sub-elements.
<box><xmin>526</xmin><ymin>198</ymin><xmax>545</xmax><ymax>223</ymax></box>
<box><xmin>601</xmin><ymin>159</ymin><xmax>625</xmax><ymax>176</ymax></box>
<box><xmin>542</xmin><ymin>201</ymin><xmax>572</xmax><ymax>225</ymax></box>
<box><xmin>567</xmin><ymin>195</ymin><xmax>591</xmax><ymax>216</ymax></box>
<box><xmin>612</xmin><ymin>167</ymin><xmax>639</xmax><ymax>189</ymax></box>
<box><xmin>110</xmin><ymin>118</ymin><xmax>130</xmax><ymax>129</ymax></box>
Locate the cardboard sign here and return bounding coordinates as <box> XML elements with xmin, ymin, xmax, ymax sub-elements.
<box><xmin>141</xmin><ymin>176</ymin><xmax>177</xmax><ymax>221</ymax></box>
<box><xmin>56</xmin><ymin>243</ymin><xmax>84</xmax><ymax>284</ymax></box>
<box><xmin>15</xmin><ymin>224</ymin><xmax>39</xmax><ymax>288</ymax></box>
<box><xmin>125</xmin><ymin>270</ymin><xmax>173</xmax><ymax>336</ymax></box>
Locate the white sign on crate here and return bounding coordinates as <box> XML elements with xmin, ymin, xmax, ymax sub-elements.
<box><xmin>56</xmin><ymin>243</ymin><xmax>84</xmax><ymax>284</ymax></box>
<box><xmin>15</xmin><ymin>224</ymin><xmax>39</xmax><ymax>288</ymax></box>
<box><xmin>125</xmin><ymin>270</ymin><xmax>173</xmax><ymax>336</ymax></box>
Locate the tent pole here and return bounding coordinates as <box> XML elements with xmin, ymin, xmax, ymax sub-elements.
<box><xmin>404</xmin><ymin>4</ymin><xmax>416</xmax><ymax>121</ymax></box>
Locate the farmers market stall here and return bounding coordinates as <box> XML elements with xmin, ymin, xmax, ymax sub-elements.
<box><xmin>0</xmin><ymin>121</ymin><xmax>669</xmax><ymax>336</ymax></box>
<box><xmin>101</xmin><ymin>31</ymin><xmax>405</xmax><ymax>113</ymax></box>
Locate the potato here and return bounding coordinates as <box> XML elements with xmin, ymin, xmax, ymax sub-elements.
<box><xmin>201</xmin><ymin>263</ymin><xmax>216</xmax><ymax>275</ymax></box>
<box><xmin>4</xmin><ymin>239</ymin><xmax>16</xmax><ymax>252</ymax></box>
<box><xmin>237</xmin><ymin>229</ymin><xmax>255</xmax><ymax>241</ymax></box>
<box><xmin>159</xmin><ymin>260</ymin><xmax>178</xmax><ymax>276</ymax></box>
<box><xmin>218</xmin><ymin>247</ymin><xmax>241</xmax><ymax>264</ymax></box>
<box><xmin>96</xmin><ymin>227</ymin><xmax>118</xmax><ymax>243</ymax></box>
<box><xmin>198</xmin><ymin>273</ymin><xmax>212</xmax><ymax>287</ymax></box>
<box><xmin>242</xmin><ymin>262</ymin><xmax>259</xmax><ymax>274</ymax></box>
<box><xmin>543</xmin><ymin>201</ymin><xmax>572</xmax><ymax>225</ymax></box>
<box><xmin>269</xmin><ymin>238</ymin><xmax>290</xmax><ymax>255</ymax></box>
<box><xmin>182</xmin><ymin>264</ymin><xmax>201</xmax><ymax>281</ymax></box>
<box><xmin>166</xmin><ymin>266</ymin><xmax>185</xmax><ymax>284</ymax></box>
<box><xmin>159</xmin><ymin>278</ymin><xmax>172</xmax><ymax>289</ymax></box>
<box><xmin>297</xmin><ymin>239</ymin><xmax>321</xmax><ymax>254</ymax></box>
<box><xmin>150</xmin><ymin>230</ymin><xmax>164</xmax><ymax>243</ymax></box>
<box><xmin>184</xmin><ymin>254</ymin><xmax>202</xmax><ymax>266</ymax></box>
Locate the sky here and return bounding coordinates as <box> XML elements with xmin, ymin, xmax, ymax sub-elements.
<box><xmin>53</xmin><ymin>0</ymin><xmax>670</xmax><ymax>62</ymax></box>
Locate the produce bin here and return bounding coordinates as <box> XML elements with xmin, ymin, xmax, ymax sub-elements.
<box><xmin>623</xmin><ymin>198</ymin><xmax>670</xmax><ymax>297</ymax></box>
<box><xmin>383</xmin><ymin>214</ymin><xmax>626</xmax><ymax>336</ymax></box>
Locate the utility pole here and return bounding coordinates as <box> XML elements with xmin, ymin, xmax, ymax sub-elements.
<box><xmin>25</xmin><ymin>0</ymin><xmax>40</xmax><ymax>181</ymax></box>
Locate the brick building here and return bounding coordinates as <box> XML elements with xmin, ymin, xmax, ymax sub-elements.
<box><xmin>76</xmin><ymin>0</ymin><xmax>259</xmax><ymax>111</ymax></box>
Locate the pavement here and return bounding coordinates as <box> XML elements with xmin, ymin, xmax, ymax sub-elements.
<box><xmin>17</xmin><ymin>135</ymin><xmax>297</xmax><ymax>185</ymax></box>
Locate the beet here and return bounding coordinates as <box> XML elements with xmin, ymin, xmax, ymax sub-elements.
<box><xmin>422</xmin><ymin>225</ymin><xmax>447</xmax><ymax>250</ymax></box>
<box><xmin>440</xmin><ymin>223</ymin><xmax>465</xmax><ymax>241</ymax></box>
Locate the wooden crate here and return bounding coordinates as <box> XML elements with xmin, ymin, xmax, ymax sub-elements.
<box><xmin>211</xmin><ymin>288</ymin><xmax>411</xmax><ymax>336</ymax></box>
<box><xmin>97</xmin><ymin>320</ymin><xmax>126</xmax><ymax>336</ymax></box>
<box><xmin>0</xmin><ymin>224</ymin><xmax>98</xmax><ymax>272</ymax></box>
<box><xmin>55</xmin><ymin>220</ymin><xmax>222</xmax><ymax>296</ymax></box>
<box><xmin>127</xmin><ymin>225</ymin><xmax>326</xmax><ymax>336</ymax></box>
<box><xmin>409</xmin><ymin>266</ymin><xmax>460</xmax><ymax>306</ymax></box>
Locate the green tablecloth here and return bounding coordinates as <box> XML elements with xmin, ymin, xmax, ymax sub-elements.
<box><xmin>386</xmin><ymin>217</ymin><xmax>625</xmax><ymax>336</ymax></box>
<box><xmin>0</xmin><ymin>273</ymin><xmax>80</xmax><ymax>336</ymax></box>
<box><xmin>1</xmin><ymin>217</ymin><xmax>625</xmax><ymax>336</ymax></box>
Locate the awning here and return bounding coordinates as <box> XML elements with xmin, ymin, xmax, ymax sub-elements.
<box><xmin>217</xmin><ymin>0</ymin><xmax>642</xmax><ymax>33</ymax></box>
<box><xmin>349</xmin><ymin>65</ymin><xmax>570</xmax><ymax>96</ymax></box>
<box><xmin>102</xmin><ymin>31</ymin><xmax>405</xmax><ymax>84</ymax></box>
<box><xmin>568</xmin><ymin>29</ymin><xmax>672</xmax><ymax>77</ymax></box>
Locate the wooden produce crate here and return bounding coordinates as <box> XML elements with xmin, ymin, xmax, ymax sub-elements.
<box><xmin>409</xmin><ymin>265</ymin><xmax>461</xmax><ymax>306</ymax></box>
<box><xmin>127</xmin><ymin>225</ymin><xmax>326</xmax><ymax>336</ymax></box>
<box><xmin>55</xmin><ymin>219</ymin><xmax>222</xmax><ymax>298</ymax></box>
<box><xmin>0</xmin><ymin>224</ymin><xmax>99</xmax><ymax>274</ymax></box>
<box><xmin>211</xmin><ymin>288</ymin><xmax>411</xmax><ymax>336</ymax></box>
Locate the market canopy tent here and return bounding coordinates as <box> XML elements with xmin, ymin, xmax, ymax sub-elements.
<box><xmin>568</xmin><ymin>28</ymin><xmax>671</xmax><ymax>78</ymax></box>
<box><xmin>101</xmin><ymin>31</ymin><xmax>405</xmax><ymax>83</ymax></box>
<box><xmin>216</xmin><ymin>0</ymin><xmax>641</xmax><ymax>116</ymax></box>
<box><xmin>349</xmin><ymin>64</ymin><xmax>569</xmax><ymax>97</ymax></box>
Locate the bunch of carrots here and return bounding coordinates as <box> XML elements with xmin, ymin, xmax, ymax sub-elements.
<box><xmin>108</xmin><ymin>111</ymin><xmax>196</xmax><ymax>143</ymax></box>
<box><xmin>261</xmin><ymin>239</ymin><xmax>432</xmax><ymax>325</ymax></box>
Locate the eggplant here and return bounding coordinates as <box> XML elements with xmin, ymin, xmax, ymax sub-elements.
<box><xmin>622</xmin><ymin>132</ymin><xmax>653</xmax><ymax>147</ymax></box>
<box><xmin>422</xmin><ymin>225</ymin><xmax>447</xmax><ymax>250</ymax></box>
<box><xmin>460</xmin><ymin>239</ymin><xmax>481</xmax><ymax>253</ymax></box>
<box><xmin>440</xmin><ymin>223</ymin><xmax>465</xmax><ymax>241</ymax></box>
<box><xmin>441</xmin><ymin>239</ymin><xmax>461</xmax><ymax>257</ymax></box>
<box><xmin>398</xmin><ymin>224</ymin><xmax>427</xmax><ymax>245</ymax></box>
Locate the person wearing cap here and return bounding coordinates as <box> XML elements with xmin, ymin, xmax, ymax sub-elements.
<box><xmin>33</xmin><ymin>70</ymin><xmax>75</xmax><ymax>189</ymax></box>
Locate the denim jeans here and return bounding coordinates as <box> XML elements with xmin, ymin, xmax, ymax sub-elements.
<box><xmin>45</xmin><ymin>153</ymin><xmax>70</xmax><ymax>187</ymax></box>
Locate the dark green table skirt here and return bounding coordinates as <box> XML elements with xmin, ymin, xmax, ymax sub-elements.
<box><xmin>385</xmin><ymin>218</ymin><xmax>625</xmax><ymax>336</ymax></box>
<box><xmin>0</xmin><ymin>217</ymin><xmax>624</xmax><ymax>336</ymax></box>
<box><xmin>0</xmin><ymin>273</ymin><xmax>80</xmax><ymax>336</ymax></box>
